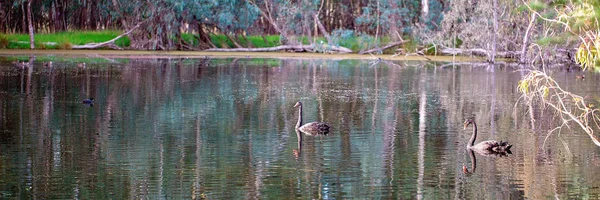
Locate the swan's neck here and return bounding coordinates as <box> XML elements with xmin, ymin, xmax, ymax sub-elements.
<box><xmin>468</xmin><ymin>121</ymin><xmax>477</xmax><ymax>148</ymax></box>
<box><xmin>296</xmin><ymin>105</ymin><xmax>303</xmax><ymax>129</ymax></box>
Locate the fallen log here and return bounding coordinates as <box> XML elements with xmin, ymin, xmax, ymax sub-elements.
<box><xmin>359</xmin><ymin>41</ymin><xmax>408</xmax><ymax>55</ymax></box>
<box><xmin>14</xmin><ymin>41</ymin><xmax>57</xmax><ymax>46</ymax></box>
<box><xmin>205</xmin><ymin>44</ymin><xmax>353</xmax><ymax>53</ymax></box>
<box><xmin>71</xmin><ymin>20</ymin><xmax>145</xmax><ymax>50</ymax></box>
<box><xmin>438</xmin><ymin>47</ymin><xmax>521</xmax><ymax>59</ymax></box>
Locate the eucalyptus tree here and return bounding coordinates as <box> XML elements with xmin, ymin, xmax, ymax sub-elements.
<box><xmin>0</xmin><ymin>0</ymin><xmax>114</xmax><ymax>33</ymax></box>
<box><xmin>26</xmin><ymin>0</ymin><xmax>33</xmax><ymax>49</ymax></box>
<box><xmin>109</xmin><ymin>0</ymin><xmax>260</xmax><ymax>50</ymax></box>
<box><xmin>354</xmin><ymin>0</ymin><xmax>421</xmax><ymax>52</ymax></box>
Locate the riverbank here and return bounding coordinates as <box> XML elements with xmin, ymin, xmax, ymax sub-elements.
<box><xmin>0</xmin><ymin>49</ymin><xmax>482</xmax><ymax>62</ymax></box>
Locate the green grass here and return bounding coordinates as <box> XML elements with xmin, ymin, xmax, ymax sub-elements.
<box><xmin>180</xmin><ymin>33</ymin><xmax>365</xmax><ymax>51</ymax></box>
<box><xmin>535</xmin><ymin>34</ymin><xmax>579</xmax><ymax>46</ymax></box>
<box><xmin>2</xmin><ymin>30</ymin><xmax>405</xmax><ymax>53</ymax></box>
<box><xmin>4</xmin><ymin>30</ymin><xmax>130</xmax><ymax>49</ymax></box>
<box><xmin>179</xmin><ymin>34</ymin><xmax>282</xmax><ymax>48</ymax></box>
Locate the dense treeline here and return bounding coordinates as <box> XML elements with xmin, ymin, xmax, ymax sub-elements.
<box><xmin>1</xmin><ymin>0</ymin><xmax>599</xmax><ymax>66</ymax></box>
<box><xmin>0</xmin><ymin>0</ymin><xmax>441</xmax><ymax>35</ymax></box>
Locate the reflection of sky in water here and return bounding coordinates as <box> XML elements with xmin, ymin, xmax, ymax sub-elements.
<box><xmin>0</xmin><ymin>57</ymin><xmax>598</xmax><ymax>199</ymax></box>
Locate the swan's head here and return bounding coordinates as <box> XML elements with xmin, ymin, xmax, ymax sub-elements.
<box><xmin>294</xmin><ymin>101</ymin><xmax>302</xmax><ymax>108</ymax></box>
<box><xmin>463</xmin><ymin>118</ymin><xmax>475</xmax><ymax>130</ymax></box>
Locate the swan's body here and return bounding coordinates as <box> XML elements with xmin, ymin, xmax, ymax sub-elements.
<box><xmin>463</xmin><ymin>118</ymin><xmax>512</xmax><ymax>154</ymax></box>
<box><xmin>295</xmin><ymin>102</ymin><xmax>330</xmax><ymax>135</ymax></box>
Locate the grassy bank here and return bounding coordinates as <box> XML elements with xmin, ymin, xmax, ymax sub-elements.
<box><xmin>0</xmin><ymin>49</ymin><xmax>479</xmax><ymax>63</ymax></box>
<box><xmin>1</xmin><ymin>31</ymin><xmax>130</xmax><ymax>49</ymax></box>
<box><xmin>0</xmin><ymin>31</ymin><xmax>383</xmax><ymax>52</ymax></box>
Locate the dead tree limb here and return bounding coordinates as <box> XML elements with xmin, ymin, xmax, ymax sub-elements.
<box><xmin>439</xmin><ymin>47</ymin><xmax>520</xmax><ymax>59</ymax></box>
<box><xmin>359</xmin><ymin>41</ymin><xmax>408</xmax><ymax>55</ymax></box>
<box><xmin>313</xmin><ymin>12</ymin><xmax>332</xmax><ymax>45</ymax></box>
<box><xmin>71</xmin><ymin>20</ymin><xmax>145</xmax><ymax>50</ymax></box>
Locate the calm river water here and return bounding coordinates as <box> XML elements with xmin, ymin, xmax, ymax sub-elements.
<box><xmin>0</xmin><ymin>56</ymin><xmax>599</xmax><ymax>199</ymax></box>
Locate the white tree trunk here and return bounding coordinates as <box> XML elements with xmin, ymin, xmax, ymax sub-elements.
<box><xmin>490</xmin><ymin>0</ymin><xmax>498</xmax><ymax>63</ymax></box>
<box><xmin>421</xmin><ymin>0</ymin><xmax>429</xmax><ymax>21</ymax></box>
<box><xmin>520</xmin><ymin>13</ymin><xmax>536</xmax><ymax>63</ymax></box>
<box><xmin>27</xmin><ymin>0</ymin><xmax>34</xmax><ymax>49</ymax></box>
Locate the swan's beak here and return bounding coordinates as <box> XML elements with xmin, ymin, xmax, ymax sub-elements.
<box><xmin>463</xmin><ymin>123</ymin><xmax>468</xmax><ymax>130</ymax></box>
<box><xmin>294</xmin><ymin>102</ymin><xmax>300</xmax><ymax>107</ymax></box>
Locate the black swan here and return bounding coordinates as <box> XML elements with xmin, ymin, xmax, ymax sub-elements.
<box><xmin>294</xmin><ymin>101</ymin><xmax>330</xmax><ymax>135</ymax></box>
<box><xmin>463</xmin><ymin>118</ymin><xmax>512</xmax><ymax>154</ymax></box>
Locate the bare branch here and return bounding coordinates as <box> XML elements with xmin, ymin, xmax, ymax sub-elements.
<box><xmin>518</xmin><ymin>70</ymin><xmax>600</xmax><ymax>147</ymax></box>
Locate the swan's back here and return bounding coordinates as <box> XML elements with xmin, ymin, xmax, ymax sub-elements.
<box><xmin>298</xmin><ymin>122</ymin><xmax>330</xmax><ymax>135</ymax></box>
<box><xmin>471</xmin><ymin>140</ymin><xmax>512</xmax><ymax>153</ymax></box>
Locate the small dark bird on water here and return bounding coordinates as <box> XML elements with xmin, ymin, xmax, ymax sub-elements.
<box><xmin>82</xmin><ymin>98</ymin><xmax>94</xmax><ymax>106</ymax></box>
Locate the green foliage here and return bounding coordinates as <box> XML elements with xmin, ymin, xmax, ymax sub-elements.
<box><xmin>535</xmin><ymin>34</ymin><xmax>578</xmax><ymax>46</ymax></box>
<box><xmin>517</xmin><ymin>1</ymin><xmax>548</xmax><ymax>12</ymax></box>
<box><xmin>453</xmin><ymin>37</ymin><xmax>463</xmax><ymax>48</ymax></box>
<box><xmin>424</xmin><ymin>44</ymin><xmax>438</xmax><ymax>55</ymax></box>
<box><xmin>206</xmin><ymin>34</ymin><xmax>281</xmax><ymax>48</ymax></box>
<box><xmin>575</xmin><ymin>31</ymin><xmax>600</xmax><ymax>71</ymax></box>
<box><xmin>402</xmin><ymin>40</ymin><xmax>419</xmax><ymax>53</ymax></box>
<box><xmin>556</xmin><ymin>1</ymin><xmax>600</xmax><ymax>33</ymax></box>
<box><xmin>425</xmin><ymin>0</ymin><xmax>447</xmax><ymax>31</ymax></box>
<box><xmin>356</xmin><ymin>0</ymin><xmax>421</xmax><ymax>35</ymax></box>
<box><xmin>331</xmin><ymin>29</ymin><xmax>355</xmax><ymax>48</ymax></box>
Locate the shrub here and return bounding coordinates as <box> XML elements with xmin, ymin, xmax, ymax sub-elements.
<box><xmin>0</xmin><ymin>34</ymin><xmax>9</xmax><ymax>49</ymax></box>
<box><xmin>36</xmin><ymin>42</ymin><xmax>47</xmax><ymax>49</ymax></box>
<box><xmin>57</xmin><ymin>41</ymin><xmax>73</xmax><ymax>49</ymax></box>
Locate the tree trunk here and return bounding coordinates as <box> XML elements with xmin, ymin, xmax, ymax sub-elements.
<box><xmin>0</xmin><ymin>2</ymin><xmax>4</xmax><ymax>33</ymax></box>
<box><xmin>421</xmin><ymin>0</ymin><xmax>429</xmax><ymax>22</ymax></box>
<box><xmin>62</xmin><ymin>1</ymin><xmax>67</xmax><ymax>31</ymax></box>
<box><xmin>248</xmin><ymin>0</ymin><xmax>291</xmax><ymax>44</ymax></box>
<box><xmin>388</xmin><ymin>0</ymin><xmax>402</xmax><ymax>41</ymax></box>
<box><xmin>27</xmin><ymin>0</ymin><xmax>34</xmax><ymax>49</ymax></box>
<box><xmin>111</xmin><ymin>0</ymin><xmax>131</xmax><ymax>40</ymax></box>
<box><xmin>490</xmin><ymin>0</ymin><xmax>498</xmax><ymax>63</ymax></box>
<box><xmin>314</xmin><ymin>13</ymin><xmax>332</xmax><ymax>45</ymax></box>
<box><xmin>51</xmin><ymin>1</ymin><xmax>56</xmax><ymax>32</ymax></box>
<box><xmin>520</xmin><ymin>13</ymin><xmax>536</xmax><ymax>63</ymax></box>
<box><xmin>375</xmin><ymin>0</ymin><xmax>380</xmax><ymax>41</ymax></box>
<box><xmin>21</xmin><ymin>3</ymin><xmax>26</xmax><ymax>33</ymax></box>
<box><xmin>225</xmin><ymin>33</ymin><xmax>243</xmax><ymax>48</ymax></box>
<box><xmin>90</xmin><ymin>0</ymin><xmax>98</xmax><ymax>30</ymax></box>
<box><xmin>240</xmin><ymin>33</ymin><xmax>254</xmax><ymax>48</ymax></box>
<box><xmin>197</xmin><ymin>22</ymin><xmax>215</xmax><ymax>49</ymax></box>
<box><xmin>80</xmin><ymin>0</ymin><xmax>87</xmax><ymax>29</ymax></box>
